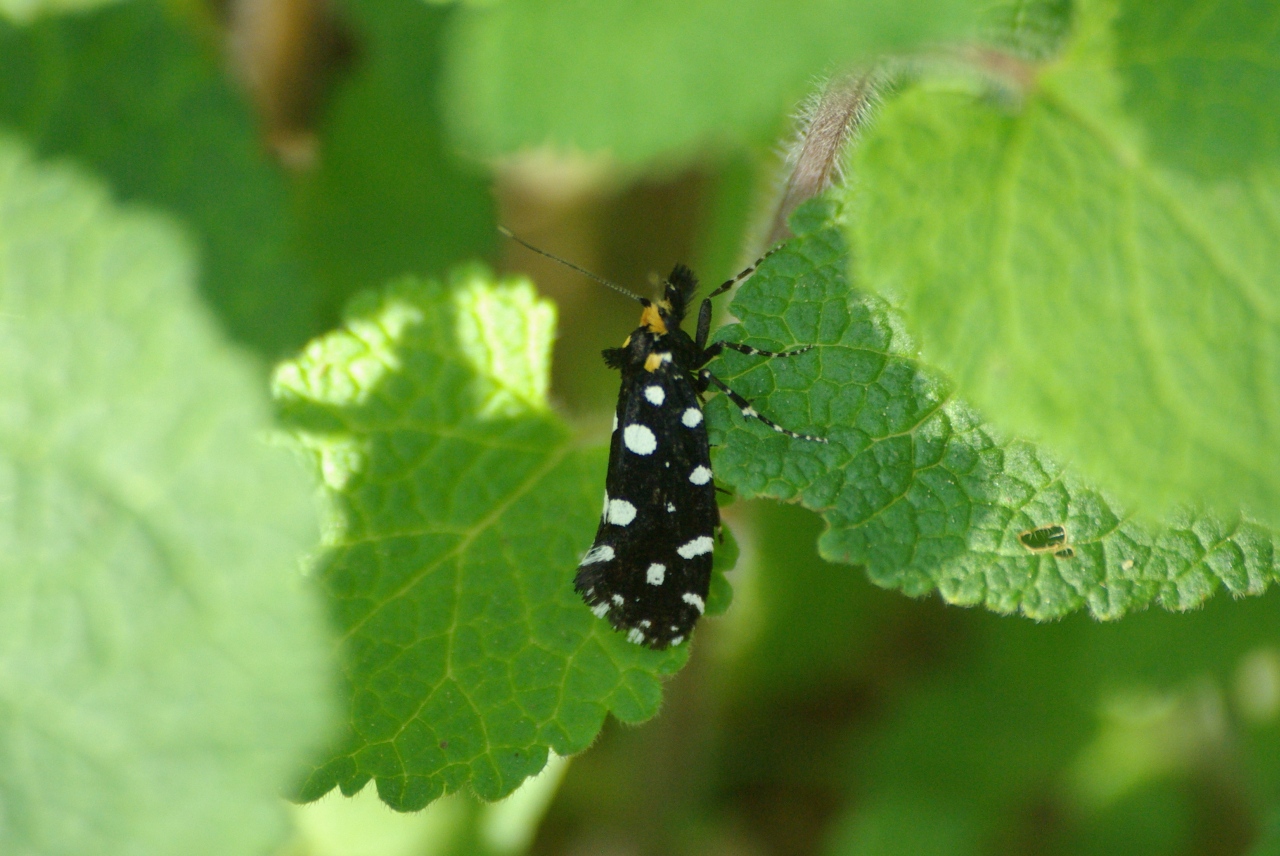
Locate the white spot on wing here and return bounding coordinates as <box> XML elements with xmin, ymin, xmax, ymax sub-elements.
<box><xmin>602</xmin><ymin>491</ymin><xmax>609</xmax><ymax>519</ymax></box>
<box><xmin>670</xmin><ymin>636</ymin><xmax>684</xmax><ymax>646</ymax></box>
<box><xmin>591</xmin><ymin>602</ymin><xmax>609</xmax><ymax>618</ymax></box>
<box><xmin>682</xmin><ymin>407</ymin><xmax>703</xmax><ymax>427</ymax></box>
<box><xmin>644</xmin><ymin>385</ymin><xmax>665</xmax><ymax>406</ymax></box>
<box><xmin>607</xmin><ymin>498</ymin><xmax>637</xmax><ymax>526</ymax></box>
<box><xmin>677</xmin><ymin>536</ymin><xmax>714</xmax><ymax>559</ymax></box>
<box><xmin>682</xmin><ymin>592</ymin><xmax>705</xmax><ymax>614</ymax></box>
<box><xmin>612</xmin><ymin>412</ymin><xmax>618</xmax><ymax>432</ymax></box>
<box><xmin>623</xmin><ymin>424</ymin><xmax>657</xmax><ymax>455</ymax></box>
<box><xmin>742</xmin><ymin>406</ymin><xmax>758</xmax><ymax>418</ymax></box>
<box><xmin>626</xmin><ymin>628</ymin><xmax>645</xmax><ymax>645</ymax></box>
<box><xmin>612</xmin><ymin>594</ymin><xmax>625</xmax><ymax>606</ymax></box>
<box><xmin>666</xmin><ymin>502</ymin><xmax>675</xmax><ymax>512</ymax></box>
<box><xmin>689</xmin><ymin>465</ymin><xmax>712</xmax><ymax>485</ymax></box>
<box><xmin>580</xmin><ymin>544</ymin><xmax>614</xmax><ymax>565</ymax></box>
<box><xmin>646</xmin><ymin>563</ymin><xmax>666</xmax><ymax>585</ymax></box>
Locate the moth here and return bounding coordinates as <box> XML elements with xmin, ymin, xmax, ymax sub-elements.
<box><xmin>502</xmin><ymin>228</ymin><xmax>825</xmax><ymax>649</ymax></box>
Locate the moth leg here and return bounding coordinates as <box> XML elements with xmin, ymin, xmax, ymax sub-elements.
<box><xmin>695</xmin><ymin>297</ymin><xmax>713</xmax><ymax>351</ymax></box>
<box><xmin>707</xmin><ymin>246</ymin><xmax>782</xmax><ymax>300</ymax></box>
<box><xmin>699</xmin><ymin>369</ymin><xmax>827</xmax><ymax>443</ymax></box>
<box><xmin>695</xmin><ymin>247</ymin><xmax>785</xmax><ymax>351</ymax></box>
<box><xmin>696</xmin><ymin>339</ymin><xmax>813</xmax><ymax>367</ymax></box>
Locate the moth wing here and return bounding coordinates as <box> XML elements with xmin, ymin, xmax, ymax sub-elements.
<box><xmin>574</xmin><ymin>359</ymin><xmax>718</xmax><ymax>648</ymax></box>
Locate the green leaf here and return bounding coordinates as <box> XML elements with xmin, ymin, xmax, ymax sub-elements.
<box><xmin>1114</xmin><ymin>0</ymin><xmax>1280</xmax><ymax>176</ymax></box>
<box><xmin>275</xmin><ymin>269</ymin><xmax>738</xmax><ymax>810</ymax></box>
<box><xmin>976</xmin><ymin>0</ymin><xmax>1073</xmax><ymax>60</ymax></box>
<box><xmin>0</xmin><ymin>2</ymin><xmax>321</xmax><ymax>358</ymax></box>
<box><xmin>730</xmin><ymin>501</ymin><xmax>902</xmax><ymax>695</ymax></box>
<box><xmin>442</xmin><ymin>0</ymin><xmax>981</xmax><ymax>165</ymax></box>
<box><xmin>828</xmin><ymin>591</ymin><xmax>1280</xmax><ymax>855</ymax></box>
<box><xmin>708</xmin><ymin>198</ymin><xmax>1280</xmax><ymax>619</ymax></box>
<box><xmin>0</xmin><ymin>136</ymin><xmax>333</xmax><ymax>854</ymax></box>
<box><xmin>849</xmin><ymin>0</ymin><xmax>1280</xmax><ymax>525</ymax></box>
<box><xmin>295</xmin><ymin>0</ymin><xmax>495</xmax><ymax>303</ymax></box>
<box><xmin>1250</xmin><ymin>810</ymin><xmax>1280</xmax><ymax>856</ymax></box>
<box><xmin>0</xmin><ymin>0</ymin><xmax>122</xmax><ymax>25</ymax></box>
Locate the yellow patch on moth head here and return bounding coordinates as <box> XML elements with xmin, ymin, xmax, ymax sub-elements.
<box><xmin>639</xmin><ymin>303</ymin><xmax>667</xmax><ymax>335</ymax></box>
<box><xmin>644</xmin><ymin>352</ymin><xmax>665</xmax><ymax>372</ymax></box>
<box><xmin>622</xmin><ymin>334</ymin><xmax>632</xmax><ymax>347</ymax></box>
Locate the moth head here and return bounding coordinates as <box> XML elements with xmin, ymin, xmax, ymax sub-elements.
<box><xmin>638</xmin><ymin>298</ymin><xmax>668</xmax><ymax>336</ymax></box>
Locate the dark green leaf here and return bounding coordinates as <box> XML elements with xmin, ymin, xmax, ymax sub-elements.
<box><xmin>829</xmin><ymin>592</ymin><xmax>1280</xmax><ymax>855</ymax></box>
<box><xmin>709</xmin><ymin>199</ymin><xmax>1280</xmax><ymax>619</ymax></box>
<box><xmin>0</xmin><ymin>2</ymin><xmax>319</xmax><ymax>358</ymax></box>
<box><xmin>1115</xmin><ymin>0</ymin><xmax>1280</xmax><ymax>176</ymax></box>
<box><xmin>978</xmin><ymin>0</ymin><xmax>1074</xmax><ymax>60</ymax></box>
<box><xmin>295</xmin><ymin>0</ymin><xmax>495</xmax><ymax>303</ymax></box>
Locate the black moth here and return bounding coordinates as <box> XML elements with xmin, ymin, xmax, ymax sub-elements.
<box><xmin>502</xmin><ymin>229</ymin><xmax>825</xmax><ymax>649</ymax></box>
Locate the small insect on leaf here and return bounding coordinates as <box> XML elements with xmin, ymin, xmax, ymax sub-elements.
<box><xmin>1019</xmin><ymin>524</ymin><xmax>1068</xmax><ymax>552</ymax></box>
<box><xmin>1019</xmin><ymin>524</ymin><xmax>1076</xmax><ymax>559</ymax></box>
<box><xmin>503</xmin><ymin>230</ymin><xmax>825</xmax><ymax>649</ymax></box>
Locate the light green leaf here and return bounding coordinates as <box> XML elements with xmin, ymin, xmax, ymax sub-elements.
<box><xmin>0</xmin><ymin>0</ymin><xmax>122</xmax><ymax>25</ymax></box>
<box><xmin>849</xmin><ymin>0</ymin><xmax>1280</xmax><ymax>525</ymax></box>
<box><xmin>0</xmin><ymin>137</ymin><xmax>333</xmax><ymax>854</ymax></box>
<box><xmin>1114</xmin><ymin>0</ymin><xmax>1280</xmax><ymax>176</ymax></box>
<box><xmin>275</xmin><ymin>269</ymin><xmax>738</xmax><ymax>810</ymax></box>
<box><xmin>442</xmin><ymin>0</ymin><xmax>981</xmax><ymax>165</ymax></box>
<box><xmin>709</xmin><ymin>199</ymin><xmax>1280</xmax><ymax>620</ymax></box>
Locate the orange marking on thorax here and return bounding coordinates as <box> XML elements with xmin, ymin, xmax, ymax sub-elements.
<box><xmin>640</xmin><ymin>303</ymin><xmax>667</xmax><ymax>335</ymax></box>
<box><xmin>643</xmin><ymin>352</ymin><xmax>665</xmax><ymax>372</ymax></box>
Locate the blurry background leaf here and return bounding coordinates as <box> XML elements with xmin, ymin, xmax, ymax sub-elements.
<box><xmin>0</xmin><ymin>0</ymin><xmax>124</xmax><ymax>25</ymax></box>
<box><xmin>0</xmin><ymin>136</ymin><xmax>333</xmax><ymax>855</ymax></box>
<box><xmin>849</xmin><ymin>0</ymin><xmax>1280</xmax><ymax>526</ymax></box>
<box><xmin>0</xmin><ymin>1</ymin><xmax>322</xmax><ymax>359</ymax></box>
<box><xmin>1114</xmin><ymin>0</ymin><xmax>1280</xmax><ymax>176</ymax></box>
<box><xmin>293</xmin><ymin>0</ymin><xmax>494</xmax><ymax>306</ymax></box>
<box><xmin>976</xmin><ymin>0</ymin><xmax>1074</xmax><ymax>60</ymax></box>
<box><xmin>442</xmin><ymin>0</ymin><xmax>983</xmax><ymax>166</ymax></box>
<box><xmin>827</xmin><ymin>591</ymin><xmax>1280</xmax><ymax>856</ymax></box>
<box><xmin>275</xmin><ymin>269</ymin><xmax>738</xmax><ymax>810</ymax></box>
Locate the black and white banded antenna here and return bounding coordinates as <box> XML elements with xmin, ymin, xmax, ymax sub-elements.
<box><xmin>499</xmin><ymin>225</ymin><xmax>645</xmax><ymax>304</ymax></box>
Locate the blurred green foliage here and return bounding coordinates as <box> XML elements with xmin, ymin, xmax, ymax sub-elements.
<box><xmin>0</xmin><ymin>0</ymin><xmax>1277</xmax><ymax>854</ymax></box>
<box><xmin>852</xmin><ymin>0</ymin><xmax>1280</xmax><ymax>527</ymax></box>
<box><xmin>0</xmin><ymin>132</ymin><xmax>332</xmax><ymax>854</ymax></box>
